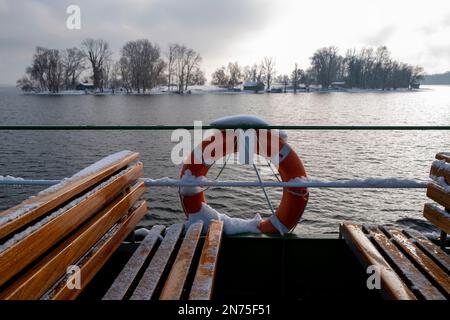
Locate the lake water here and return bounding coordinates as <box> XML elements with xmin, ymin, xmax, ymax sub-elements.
<box><xmin>1</xmin><ymin>85</ymin><xmax>449</xmax><ymax>234</ymax></box>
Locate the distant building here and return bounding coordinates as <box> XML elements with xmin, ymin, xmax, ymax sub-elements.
<box><xmin>76</xmin><ymin>82</ymin><xmax>95</xmax><ymax>91</ymax></box>
<box><xmin>410</xmin><ymin>82</ymin><xmax>420</xmax><ymax>89</ymax></box>
<box><xmin>270</xmin><ymin>87</ymin><xmax>283</xmax><ymax>93</ymax></box>
<box><xmin>243</xmin><ymin>81</ymin><xmax>265</xmax><ymax>92</ymax></box>
<box><xmin>331</xmin><ymin>81</ymin><xmax>346</xmax><ymax>89</ymax></box>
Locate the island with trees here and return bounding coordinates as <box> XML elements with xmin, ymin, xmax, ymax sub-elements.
<box><xmin>16</xmin><ymin>39</ymin><xmax>425</xmax><ymax>95</ymax></box>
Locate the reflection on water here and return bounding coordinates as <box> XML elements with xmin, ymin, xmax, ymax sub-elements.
<box><xmin>0</xmin><ymin>85</ymin><xmax>449</xmax><ymax>234</ymax></box>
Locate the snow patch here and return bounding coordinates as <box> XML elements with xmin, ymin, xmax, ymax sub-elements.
<box><xmin>134</xmin><ymin>228</ymin><xmax>150</xmax><ymax>238</ymax></box>
<box><xmin>38</xmin><ymin>150</ymin><xmax>134</xmax><ymax>196</ymax></box>
<box><xmin>210</xmin><ymin>115</ymin><xmax>270</xmax><ymax>127</ymax></box>
<box><xmin>0</xmin><ymin>175</ymin><xmax>25</xmax><ymax>182</ymax></box>
<box><xmin>0</xmin><ymin>166</ymin><xmax>133</xmax><ymax>253</ymax></box>
<box><xmin>289</xmin><ymin>177</ymin><xmax>427</xmax><ymax>188</ymax></box>
<box><xmin>185</xmin><ymin>203</ymin><xmax>262</xmax><ymax>235</ymax></box>
<box><xmin>179</xmin><ymin>170</ymin><xmax>208</xmax><ymax>196</ymax></box>
<box><xmin>0</xmin><ymin>203</ymin><xmax>41</xmax><ymax>227</ymax></box>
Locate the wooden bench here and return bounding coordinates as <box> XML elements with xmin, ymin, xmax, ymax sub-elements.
<box><xmin>426</xmin><ymin>152</ymin><xmax>450</xmax><ymax>247</ymax></box>
<box><xmin>103</xmin><ymin>220</ymin><xmax>224</xmax><ymax>300</ymax></box>
<box><xmin>0</xmin><ymin>151</ymin><xmax>147</xmax><ymax>300</ymax></box>
<box><xmin>340</xmin><ymin>152</ymin><xmax>450</xmax><ymax>300</ymax></box>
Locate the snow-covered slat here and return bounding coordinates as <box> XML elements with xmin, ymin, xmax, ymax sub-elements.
<box><xmin>43</xmin><ymin>200</ymin><xmax>148</xmax><ymax>300</ymax></box>
<box><xmin>160</xmin><ymin>222</ymin><xmax>204</xmax><ymax>300</ymax></box>
<box><xmin>403</xmin><ymin>229</ymin><xmax>450</xmax><ymax>273</ymax></box>
<box><xmin>103</xmin><ymin>224</ymin><xmax>166</xmax><ymax>300</ymax></box>
<box><xmin>131</xmin><ymin>223</ymin><xmax>184</xmax><ymax>300</ymax></box>
<box><xmin>340</xmin><ymin>223</ymin><xmax>416</xmax><ymax>300</ymax></box>
<box><xmin>0</xmin><ymin>151</ymin><xmax>139</xmax><ymax>240</ymax></box>
<box><xmin>382</xmin><ymin>227</ymin><xmax>450</xmax><ymax>298</ymax></box>
<box><xmin>0</xmin><ymin>181</ymin><xmax>145</xmax><ymax>300</ymax></box>
<box><xmin>364</xmin><ymin>225</ymin><xmax>445</xmax><ymax>300</ymax></box>
<box><xmin>189</xmin><ymin>220</ymin><xmax>223</xmax><ymax>300</ymax></box>
<box><xmin>0</xmin><ymin>162</ymin><xmax>144</xmax><ymax>287</ymax></box>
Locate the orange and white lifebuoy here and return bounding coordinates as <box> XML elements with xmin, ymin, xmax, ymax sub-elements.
<box><xmin>180</xmin><ymin>129</ymin><xmax>309</xmax><ymax>234</ymax></box>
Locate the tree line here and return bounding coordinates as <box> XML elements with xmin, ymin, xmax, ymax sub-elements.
<box><xmin>17</xmin><ymin>41</ymin><xmax>425</xmax><ymax>93</ymax></box>
<box><xmin>17</xmin><ymin>38</ymin><xmax>205</xmax><ymax>93</ymax></box>
<box><xmin>211</xmin><ymin>46</ymin><xmax>425</xmax><ymax>91</ymax></box>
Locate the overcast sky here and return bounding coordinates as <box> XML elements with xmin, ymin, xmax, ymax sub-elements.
<box><xmin>1</xmin><ymin>0</ymin><xmax>450</xmax><ymax>85</ymax></box>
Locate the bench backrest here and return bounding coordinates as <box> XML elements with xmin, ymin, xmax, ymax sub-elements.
<box><xmin>425</xmin><ymin>152</ymin><xmax>450</xmax><ymax>235</ymax></box>
<box><xmin>0</xmin><ymin>151</ymin><xmax>147</xmax><ymax>300</ymax></box>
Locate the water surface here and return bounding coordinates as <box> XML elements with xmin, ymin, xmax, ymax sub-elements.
<box><xmin>1</xmin><ymin>85</ymin><xmax>449</xmax><ymax>234</ymax></box>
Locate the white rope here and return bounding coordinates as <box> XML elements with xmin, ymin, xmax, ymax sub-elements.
<box><xmin>0</xmin><ymin>177</ymin><xmax>428</xmax><ymax>188</ymax></box>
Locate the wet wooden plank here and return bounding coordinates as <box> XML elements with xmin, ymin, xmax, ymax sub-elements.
<box><xmin>0</xmin><ymin>152</ymin><xmax>139</xmax><ymax>240</ymax></box>
<box><xmin>189</xmin><ymin>220</ymin><xmax>224</xmax><ymax>300</ymax></box>
<box><xmin>0</xmin><ymin>163</ymin><xmax>143</xmax><ymax>287</ymax></box>
<box><xmin>365</xmin><ymin>226</ymin><xmax>445</xmax><ymax>300</ymax></box>
<box><xmin>130</xmin><ymin>223</ymin><xmax>184</xmax><ymax>300</ymax></box>
<box><xmin>103</xmin><ymin>225</ymin><xmax>165</xmax><ymax>300</ymax></box>
<box><xmin>382</xmin><ymin>227</ymin><xmax>449</xmax><ymax>298</ymax></box>
<box><xmin>340</xmin><ymin>223</ymin><xmax>416</xmax><ymax>300</ymax></box>
<box><xmin>423</xmin><ymin>203</ymin><xmax>450</xmax><ymax>234</ymax></box>
<box><xmin>160</xmin><ymin>222</ymin><xmax>203</xmax><ymax>300</ymax></box>
<box><xmin>436</xmin><ymin>152</ymin><xmax>450</xmax><ymax>163</ymax></box>
<box><xmin>426</xmin><ymin>183</ymin><xmax>450</xmax><ymax>209</ymax></box>
<box><xmin>44</xmin><ymin>200</ymin><xmax>148</xmax><ymax>300</ymax></box>
<box><xmin>403</xmin><ymin>229</ymin><xmax>450</xmax><ymax>273</ymax></box>
<box><xmin>430</xmin><ymin>162</ymin><xmax>450</xmax><ymax>184</ymax></box>
<box><xmin>0</xmin><ymin>181</ymin><xmax>145</xmax><ymax>300</ymax></box>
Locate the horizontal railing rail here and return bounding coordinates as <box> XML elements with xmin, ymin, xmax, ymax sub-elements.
<box><xmin>0</xmin><ymin>177</ymin><xmax>429</xmax><ymax>189</ymax></box>
<box><xmin>1</xmin><ymin>125</ymin><xmax>450</xmax><ymax>131</ymax></box>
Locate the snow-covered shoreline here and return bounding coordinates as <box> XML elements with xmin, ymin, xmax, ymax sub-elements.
<box><xmin>20</xmin><ymin>85</ymin><xmax>423</xmax><ymax>96</ymax></box>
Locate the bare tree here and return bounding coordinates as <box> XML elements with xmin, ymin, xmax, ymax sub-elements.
<box><xmin>24</xmin><ymin>47</ymin><xmax>63</xmax><ymax>93</ymax></box>
<box><xmin>211</xmin><ymin>66</ymin><xmax>229</xmax><ymax>87</ymax></box>
<box><xmin>120</xmin><ymin>39</ymin><xmax>165</xmax><ymax>93</ymax></box>
<box><xmin>119</xmin><ymin>56</ymin><xmax>133</xmax><ymax>93</ymax></box>
<box><xmin>109</xmin><ymin>62</ymin><xmax>122</xmax><ymax>94</ymax></box>
<box><xmin>262</xmin><ymin>57</ymin><xmax>276</xmax><ymax>90</ymax></box>
<box><xmin>291</xmin><ymin>63</ymin><xmax>304</xmax><ymax>93</ymax></box>
<box><xmin>62</xmin><ymin>48</ymin><xmax>85</xmax><ymax>90</ymax></box>
<box><xmin>168</xmin><ymin>44</ymin><xmax>203</xmax><ymax>93</ymax></box>
<box><xmin>410</xmin><ymin>66</ymin><xmax>425</xmax><ymax>88</ymax></box>
<box><xmin>166</xmin><ymin>44</ymin><xmax>177</xmax><ymax>91</ymax></box>
<box><xmin>184</xmin><ymin>49</ymin><xmax>201</xmax><ymax>91</ymax></box>
<box><xmin>310</xmin><ymin>46</ymin><xmax>340</xmax><ymax>88</ymax></box>
<box><xmin>189</xmin><ymin>68</ymin><xmax>206</xmax><ymax>86</ymax></box>
<box><xmin>281</xmin><ymin>74</ymin><xmax>290</xmax><ymax>93</ymax></box>
<box><xmin>227</xmin><ymin>62</ymin><xmax>242</xmax><ymax>89</ymax></box>
<box><xmin>81</xmin><ymin>38</ymin><xmax>111</xmax><ymax>91</ymax></box>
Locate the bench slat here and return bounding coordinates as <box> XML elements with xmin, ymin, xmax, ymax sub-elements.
<box><xmin>430</xmin><ymin>162</ymin><xmax>450</xmax><ymax>184</ymax></box>
<box><xmin>103</xmin><ymin>225</ymin><xmax>166</xmax><ymax>300</ymax></box>
<box><xmin>0</xmin><ymin>181</ymin><xmax>145</xmax><ymax>300</ymax></box>
<box><xmin>403</xmin><ymin>229</ymin><xmax>450</xmax><ymax>273</ymax></box>
<box><xmin>423</xmin><ymin>203</ymin><xmax>450</xmax><ymax>234</ymax></box>
<box><xmin>160</xmin><ymin>222</ymin><xmax>203</xmax><ymax>300</ymax></box>
<box><xmin>426</xmin><ymin>183</ymin><xmax>450</xmax><ymax>209</ymax></box>
<box><xmin>44</xmin><ymin>200</ymin><xmax>148</xmax><ymax>300</ymax></box>
<box><xmin>130</xmin><ymin>223</ymin><xmax>184</xmax><ymax>300</ymax></box>
<box><xmin>0</xmin><ymin>163</ymin><xmax>143</xmax><ymax>287</ymax></box>
<box><xmin>382</xmin><ymin>227</ymin><xmax>450</xmax><ymax>297</ymax></box>
<box><xmin>340</xmin><ymin>223</ymin><xmax>416</xmax><ymax>300</ymax></box>
<box><xmin>365</xmin><ymin>226</ymin><xmax>445</xmax><ymax>300</ymax></box>
<box><xmin>189</xmin><ymin>220</ymin><xmax>223</xmax><ymax>300</ymax></box>
<box><xmin>436</xmin><ymin>153</ymin><xmax>450</xmax><ymax>163</ymax></box>
<box><xmin>0</xmin><ymin>152</ymin><xmax>139</xmax><ymax>240</ymax></box>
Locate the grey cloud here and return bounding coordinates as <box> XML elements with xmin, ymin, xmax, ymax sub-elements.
<box><xmin>0</xmin><ymin>0</ymin><xmax>272</xmax><ymax>84</ymax></box>
<box><xmin>362</xmin><ymin>25</ymin><xmax>396</xmax><ymax>46</ymax></box>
